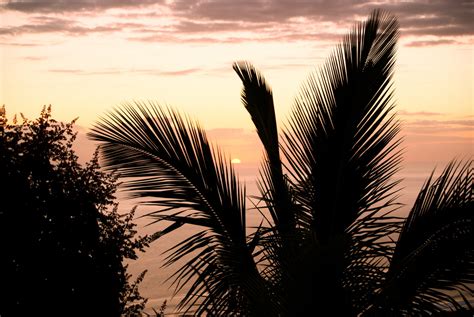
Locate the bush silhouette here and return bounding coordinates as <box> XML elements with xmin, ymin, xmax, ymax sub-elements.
<box><xmin>0</xmin><ymin>106</ymin><xmax>149</xmax><ymax>316</ymax></box>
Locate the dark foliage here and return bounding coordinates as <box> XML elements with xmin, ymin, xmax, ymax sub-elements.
<box><xmin>0</xmin><ymin>106</ymin><xmax>149</xmax><ymax>316</ymax></box>
<box><xmin>89</xmin><ymin>10</ymin><xmax>473</xmax><ymax>316</ymax></box>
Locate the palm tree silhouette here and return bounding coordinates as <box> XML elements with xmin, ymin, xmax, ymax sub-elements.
<box><xmin>89</xmin><ymin>10</ymin><xmax>473</xmax><ymax>316</ymax></box>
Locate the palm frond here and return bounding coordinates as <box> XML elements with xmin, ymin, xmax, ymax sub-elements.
<box><xmin>88</xmin><ymin>102</ymin><xmax>271</xmax><ymax>315</ymax></box>
<box><xmin>369</xmin><ymin>160</ymin><xmax>473</xmax><ymax>315</ymax></box>
<box><xmin>233</xmin><ymin>62</ymin><xmax>301</xmax><ymax>314</ymax></box>
<box><xmin>281</xmin><ymin>10</ymin><xmax>403</xmax><ymax>312</ymax></box>
<box><xmin>283</xmin><ymin>8</ymin><xmax>401</xmax><ymax>240</ymax></box>
<box><xmin>233</xmin><ymin>62</ymin><xmax>295</xmax><ymax>234</ymax></box>
<box><xmin>233</xmin><ymin>62</ymin><xmax>278</xmax><ymax>163</ymax></box>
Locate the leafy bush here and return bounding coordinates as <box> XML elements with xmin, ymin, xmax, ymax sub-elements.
<box><xmin>0</xmin><ymin>106</ymin><xmax>149</xmax><ymax>316</ymax></box>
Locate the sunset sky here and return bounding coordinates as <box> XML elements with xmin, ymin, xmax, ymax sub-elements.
<box><xmin>1</xmin><ymin>0</ymin><xmax>472</xmax><ymax>310</ymax></box>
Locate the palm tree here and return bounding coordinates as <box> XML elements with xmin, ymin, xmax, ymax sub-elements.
<box><xmin>88</xmin><ymin>10</ymin><xmax>473</xmax><ymax>316</ymax></box>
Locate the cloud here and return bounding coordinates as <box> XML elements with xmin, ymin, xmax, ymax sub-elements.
<box><xmin>170</xmin><ymin>0</ymin><xmax>473</xmax><ymax>37</ymax></box>
<box><xmin>1</xmin><ymin>0</ymin><xmax>164</xmax><ymax>13</ymax></box>
<box><xmin>404</xmin><ymin>39</ymin><xmax>461</xmax><ymax>47</ymax></box>
<box><xmin>48</xmin><ymin>67</ymin><xmax>201</xmax><ymax>76</ymax></box>
<box><xmin>0</xmin><ymin>16</ymin><xmax>119</xmax><ymax>36</ymax></box>
<box><xmin>1</xmin><ymin>1</ymin><xmax>472</xmax><ymax>45</ymax></box>
<box><xmin>398</xmin><ymin>110</ymin><xmax>442</xmax><ymax>116</ymax></box>
<box><xmin>205</xmin><ymin>122</ymin><xmax>472</xmax><ymax>170</ymax></box>
<box><xmin>403</xmin><ymin>118</ymin><xmax>474</xmax><ymax>135</ymax></box>
<box><xmin>400</xmin><ymin>114</ymin><xmax>474</xmax><ymax>163</ymax></box>
<box><xmin>1</xmin><ymin>11</ymin><xmax>340</xmax><ymax>44</ymax></box>
<box><xmin>129</xmin><ymin>33</ymin><xmax>337</xmax><ymax>44</ymax></box>
<box><xmin>0</xmin><ymin>41</ymin><xmax>44</xmax><ymax>46</ymax></box>
<box><xmin>170</xmin><ymin>0</ymin><xmax>354</xmax><ymax>24</ymax></box>
<box><xmin>384</xmin><ymin>0</ymin><xmax>473</xmax><ymax>37</ymax></box>
<box><xmin>22</xmin><ymin>55</ymin><xmax>46</xmax><ymax>60</ymax></box>
<box><xmin>411</xmin><ymin>119</ymin><xmax>474</xmax><ymax>128</ymax></box>
<box><xmin>173</xmin><ymin>20</ymin><xmax>269</xmax><ymax>33</ymax></box>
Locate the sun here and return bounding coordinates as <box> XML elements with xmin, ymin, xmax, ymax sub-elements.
<box><xmin>231</xmin><ymin>158</ymin><xmax>241</xmax><ymax>164</ymax></box>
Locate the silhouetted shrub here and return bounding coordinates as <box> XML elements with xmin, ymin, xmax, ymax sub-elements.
<box><xmin>0</xmin><ymin>106</ymin><xmax>149</xmax><ymax>316</ymax></box>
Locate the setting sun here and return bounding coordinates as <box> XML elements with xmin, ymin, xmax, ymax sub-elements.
<box><xmin>231</xmin><ymin>158</ymin><xmax>241</xmax><ymax>164</ymax></box>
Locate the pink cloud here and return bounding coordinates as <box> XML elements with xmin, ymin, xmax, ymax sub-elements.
<box><xmin>1</xmin><ymin>1</ymin><xmax>472</xmax><ymax>45</ymax></box>
<box><xmin>398</xmin><ymin>110</ymin><xmax>443</xmax><ymax>116</ymax></box>
<box><xmin>2</xmin><ymin>0</ymin><xmax>164</xmax><ymax>13</ymax></box>
<box><xmin>48</xmin><ymin>67</ymin><xmax>201</xmax><ymax>76</ymax></box>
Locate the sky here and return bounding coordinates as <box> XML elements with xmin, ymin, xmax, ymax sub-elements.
<box><xmin>1</xmin><ymin>0</ymin><xmax>472</xmax><ymax>311</ymax></box>
<box><xmin>0</xmin><ymin>0</ymin><xmax>472</xmax><ymax>170</ymax></box>
<box><xmin>0</xmin><ymin>0</ymin><xmax>472</xmax><ymax>167</ymax></box>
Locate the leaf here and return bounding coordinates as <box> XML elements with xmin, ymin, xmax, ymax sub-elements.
<box><xmin>371</xmin><ymin>160</ymin><xmax>474</xmax><ymax>315</ymax></box>
<box><xmin>88</xmin><ymin>102</ymin><xmax>271</xmax><ymax>314</ymax></box>
<box><xmin>281</xmin><ymin>10</ymin><xmax>403</xmax><ymax>313</ymax></box>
